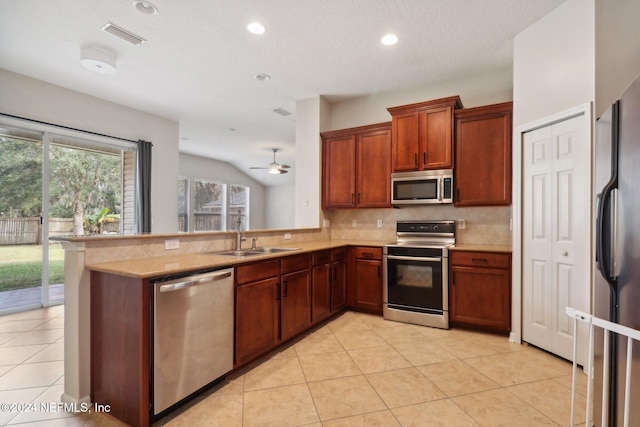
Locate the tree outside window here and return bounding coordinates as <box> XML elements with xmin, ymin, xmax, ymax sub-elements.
<box><xmin>193</xmin><ymin>179</ymin><xmax>225</xmax><ymax>231</ymax></box>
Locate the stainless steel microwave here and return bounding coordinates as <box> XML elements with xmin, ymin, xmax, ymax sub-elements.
<box><xmin>391</xmin><ymin>169</ymin><xmax>453</xmax><ymax>205</ymax></box>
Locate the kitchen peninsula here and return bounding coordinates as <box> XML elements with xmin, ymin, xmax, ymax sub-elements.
<box><xmin>54</xmin><ymin>227</ymin><xmax>396</xmax><ymax>427</ymax></box>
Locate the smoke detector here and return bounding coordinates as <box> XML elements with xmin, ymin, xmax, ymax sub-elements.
<box><xmin>80</xmin><ymin>47</ymin><xmax>117</xmax><ymax>74</ymax></box>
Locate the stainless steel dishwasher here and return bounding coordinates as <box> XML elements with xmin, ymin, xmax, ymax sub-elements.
<box><xmin>152</xmin><ymin>267</ymin><xmax>234</xmax><ymax>415</ymax></box>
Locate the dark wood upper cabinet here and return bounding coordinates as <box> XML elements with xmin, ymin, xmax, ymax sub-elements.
<box><xmin>322</xmin><ymin>133</ymin><xmax>356</xmax><ymax>209</ymax></box>
<box><xmin>454</xmin><ymin>102</ymin><xmax>513</xmax><ymax>206</ymax></box>
<box><xmin>387</xmin><ymin>96</ymin><xmax>463</xmax><ymax>172</ymax></box>
<box><xmin>321</xmin><ymin>122</ymin><xmax>391</xmax><ymax>209</ymax></box>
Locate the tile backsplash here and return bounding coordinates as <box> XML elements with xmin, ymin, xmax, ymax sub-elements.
<box><xmin>325</xmin><ymin>205</ymin><xmax>512</xmax><ymax>245</ymax></box>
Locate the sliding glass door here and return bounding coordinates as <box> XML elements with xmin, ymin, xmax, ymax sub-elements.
<box><xmin>0</xmin><ymin>122</ymin><xmax>136</xmax><ymax>314</ymax></box>
<box><xmin>0</xmin><ymin>127</ymin><xmax>46</xmax><ymax>313</ymax></box>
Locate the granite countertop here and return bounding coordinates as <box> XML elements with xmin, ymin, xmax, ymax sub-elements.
<box><xmin>449</xmin><ymin>244</ymin><xmax>512</xmax><ymax>253</ymax></box>
<box><xmin>85</xmin><ymin>239</ymin><xmax>391</xmax><ymax>279</ymax></box>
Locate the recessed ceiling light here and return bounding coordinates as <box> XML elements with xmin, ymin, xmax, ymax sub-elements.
<box><xmin>255</xmin><ymin>73</ymin><xmax>271</xmax><ymax>81</ymax></box>
<box><xmin>381</xmin><ymin>34</ymin><xmax>398</xmax><ymax>46</ymax></box>
<box><xmin>133</xmin><ymin>1</ymin><xmax>158</xmax><ymax>15</ymax></box>
<box><xmin>80</xmin><ymin>46</ymin><xmax>117</xmax><ymax>74</ymax></box>
<box><xmin>247</xmin><ymin>22</ymin><xmax>266</xmax><ymax>35</ymax></box>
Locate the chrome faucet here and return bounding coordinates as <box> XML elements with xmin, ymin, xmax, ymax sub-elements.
<box><xmin>251</xmin><ymin>237</ymin><xmax>258</xmax><ymax>250</ymax></box>
<box><xmin>235</xmin><ymin>209</ymin><xmax>246</xmax><ymax>250</ymax></box>
<box><xmin>235</xmin><ymin>231</ymin><xmax>246</xmax><ymax>250</ymax></box>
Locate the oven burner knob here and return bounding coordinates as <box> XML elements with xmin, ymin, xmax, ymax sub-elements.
<box><xmin>433</xmin><ymin>225</ymin><xmax>438</xmax><ymax>230</ymax></box>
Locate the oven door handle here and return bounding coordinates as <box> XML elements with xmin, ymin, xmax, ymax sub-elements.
<box><xmin>386</xmin><ymin>255</ymin><xmax>442</xmax><ymax>263</ymax></box>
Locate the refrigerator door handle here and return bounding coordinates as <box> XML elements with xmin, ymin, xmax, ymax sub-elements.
<box><xmin>596</xmin><ymin>102</ymin><xmax>619</xmax><ymax>291</ymax></box>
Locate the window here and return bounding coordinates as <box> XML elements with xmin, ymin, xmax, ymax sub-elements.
<box><xmin>193</xmin><ymin>179</ymin><xmax>226</xmax><ymax>231</ymax></box>
<box><xmin>177</xmin><ymin>176</ymin><xmax>189</xmax><ymax>232</ymax></box>
<box><xmin>177</xmin><ymin>179</ymin><xmax>250</xmax><ymax>232</ymax></box>
<box><xmin>228</xmin><ymin>185</ymin><xmax>249</xmax><ymax>231</ymax></box>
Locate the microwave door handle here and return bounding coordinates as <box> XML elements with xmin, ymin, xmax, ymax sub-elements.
<box><xmin>439</xmin><ymin>177</ymin><xmax>443</xmax><ymax>201</ymax></box>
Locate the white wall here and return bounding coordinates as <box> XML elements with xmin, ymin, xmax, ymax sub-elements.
<box><xmin>513</xmin><ymin>0</ymin><xmax>595</xmax><ymax>129</ymax></box>
<box><xmin>0</xmin><ymin>69</ymin><xmax>179</xmax><ymax>233</ymax></box>
<box><xmin>511</xmin><ymin>0</ymin><xmax>595</xmax><ymax>344</ymax></box>
<box><xmin>329</xmin><ymin>67</ymin><xmax>513</xmax><ymax>130</ymax></box>
<box><xmin>179</xmin><ymin>153</ymin><xmax>267</xmax><ymax>230</ymax></box>
<box><xmin>265</xmin><ymin>184</ymin><xmax>295</xmax><ymax>229</ymax></box>
<box><xmin>594</xmin><ymin>0</ymin><xmax>640</xmax><ymax>116</ymax></box>
<box><xmin>294</xmin><ymin>96</ymin><xmax>330</xmax><ymax>228</ymax></box>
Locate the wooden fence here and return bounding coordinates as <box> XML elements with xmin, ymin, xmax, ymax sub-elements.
<box><xmin>0</xmin><ymin>217</ymin><xmax>41</xmax><ymax>245</ymax></box>
<box><xmin>0</xmin><ymin>217</ymin><xmax>120</xmax><ymax>245</ymax></box>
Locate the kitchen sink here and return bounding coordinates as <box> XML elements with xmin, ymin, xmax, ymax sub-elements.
<box><xmin>253</xmin><ymin>247</ymin><xmax>300</xmax><ymax>253</ymax></box>
<box><xmin>211</xmin><ymin>247</ymin><xmax>300</xmax><ymax>257</ymax></box>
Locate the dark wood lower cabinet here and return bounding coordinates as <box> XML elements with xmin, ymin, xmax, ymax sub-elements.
<box><xmin>281</xmin><ymin>268</ymin><xmax>312</xmax><ymax>341</ymax></box>
<box><xmin>349</xmin><ymin>247</ymin><xmax>383</xmax><ymax>314</ymax></box>
<box><xmin>449</xmin><ymin>250</ymin><xmax>511</xmax><ymax>333</ymax></box>
<box><xmin>235</xmin><ymin>259</ymin><xmax>281</xmax><ymax>366</ymax></box>
<box><xmin>90</xmin><ymin>271</ymin><xmax>150</xmax><ymax>427</ymax></box>
<box><xmin>312</xmin><ymin>251</ymin><xmax>332</xmax><ymax>324</ymax></box>
<box><xmin>331</xmin><ymin>248</ymin><xmax>348</xmax><ymax>312</ymax></box>
<box><xmin>235</xmin><ymin>276</ymin><xmax>280</xmax><ymax>366</ymax></box>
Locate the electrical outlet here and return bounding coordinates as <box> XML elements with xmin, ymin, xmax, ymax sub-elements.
<box><xmin>377</xmin><ymin>219</ymin><xmax>383</xmax><ymax>228</ymax></box>
<box><xmin>284</xmin><ymin>232</ymin><xmax>292</xmax><ymax>240</ymax></box>
<box><xmin>165</xmin><ymin>239</ymin><xmax>180</xmax><ymax>250</ymax></box>
<box><xmin>323</xmin><ymin>219</ymin><xmax>330</xmax><ymax>228</ymax></box>
<box><xmin>352</xmin><ymin>219</ymin><xmax>357</xmax><ymax>228</ymax></box>
<box><xmin>457</xmin><ymin>219</ymin><xmax>466</xmax><ymax>230</ymax></box>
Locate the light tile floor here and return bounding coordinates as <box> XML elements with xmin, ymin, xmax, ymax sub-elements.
<box><xmin>0</xmin><ymin>308</ymin><xmax>591</xmax><ymax>426</ymax></box>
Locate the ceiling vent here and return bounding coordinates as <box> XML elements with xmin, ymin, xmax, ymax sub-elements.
<box><xmin>101</xmin><ymin>22</ymin><xmax>146</xmax><ymax>46</ymax></box>
<box><xmin>272</xmin><ymin>108</ymin><xmax>292</xmax><ymax>117</ymax></box>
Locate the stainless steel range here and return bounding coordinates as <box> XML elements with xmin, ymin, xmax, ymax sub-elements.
<box><xmin>383</xmin><ymin>220</ymin><xmax>455</xmax><ymax>329</ymax></box>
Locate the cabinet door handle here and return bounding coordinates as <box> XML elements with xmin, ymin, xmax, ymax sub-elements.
<box><xmin>378</xmin><ymin>265</ymin><xmax>381</xmax><ymax>278</ymax></box>
<box><xmin>414</xmin><ymin>153</ymin><xmax>418</xmax><ymax>167</ymax></box>
<box><xmin>362</xmin><ymin>252</ymin><xmax>374</xmax><ymax>258</ymax></box>
<box><xmin>283</xmin><ymin>280</ymin><xmax>288</xmax><ymax>298</ymax></box>
<box><xmin>351</xmin><ymin>193</ymin><xmax>355</xmax><ymax>205</ymax></box>
<box><xmin>333</xmin><ymin>266</ymin><xmax>337</xmax><ymax>281</ymax></box>
<box><xmin>358</xmin><ymin>193</ymin><xmax>361</xmax><ymax>204</ymax></box>
<box><xmin>423</xmin><ymin>152</ymin><xmax>427</xmax><ymax>165</ymax></box>
<box><xmin>472</xmin><ymin>258</ymin><xmax>489</xmax><ymax>263</ymax></box>
<box><xmin>275</xmin><ymin>283</ymin><xmax>281</xmax><ymax>300</ymax></box>
<box><xmin>456</xmin><ymin>188</ymin><xmax>460</xmax><ymax>200</ymax></box>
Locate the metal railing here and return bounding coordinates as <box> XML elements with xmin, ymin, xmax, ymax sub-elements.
<box><xmin>566</xmin><ymin>306</ymin><xmax>640</xmax><ymax>427</ymax></box>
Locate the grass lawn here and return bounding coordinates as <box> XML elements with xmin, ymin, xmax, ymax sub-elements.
<box><xmin>0</xmin><ymin>244</ymin><xmax>65</xmax><ymax>292</ymax></box>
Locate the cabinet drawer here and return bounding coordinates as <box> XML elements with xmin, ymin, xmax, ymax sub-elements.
<box><xmin>332</xmin><ymin>247</ymin><xmax>348</xmax><ymax>262</ymax></box>
<box><xmin>353</xmin><ymin>247</ymin><xmax>382</xmax><ymax>260</ymax></box>
<box><xmin>313</xmin><ymin>250</ymin><xmax>332</xmax><ymax>266</ymax></box>
<box><xmin>450</xmin><ymin>251</ymin><xmax>510</xmax><ymax>268</ymax></box>
<box><xmin>281</xmin><ymin>253</ymin><xmax>311</xmax><ymax>274</ymax></box>
<box><xmin>236</xmin><ymin>259</ymin><xmax>280</xmax><ymax>285</ymax></box>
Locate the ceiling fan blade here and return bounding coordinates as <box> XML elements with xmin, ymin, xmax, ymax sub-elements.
<box><xmin>249</xmin><ymin>148</ymin><xmax>291</xmax><ymax>174</ymax></box>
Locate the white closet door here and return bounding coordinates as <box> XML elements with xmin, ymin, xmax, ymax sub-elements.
<box><xmin>522</xmin><ymin>113</ymin><xmax>590</xmax><ymax>364</ymax></box>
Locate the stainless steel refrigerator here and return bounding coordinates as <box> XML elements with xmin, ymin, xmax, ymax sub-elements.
<box><xmin>594</xmin><ymin>72</ymin><xmax>640</xmax><ymax>426</ymax></box>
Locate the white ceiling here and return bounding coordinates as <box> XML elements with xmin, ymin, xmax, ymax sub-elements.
<box><xmin>0</xmin><ymin>0</ymin><xmax>565</xmax><ymax>186</ymax></box>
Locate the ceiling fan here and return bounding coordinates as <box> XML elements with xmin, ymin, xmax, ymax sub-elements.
<box><xmin>249</xmin><ymin>148</ymin><xmax>290</xmax><ymax>174</ymax></box>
